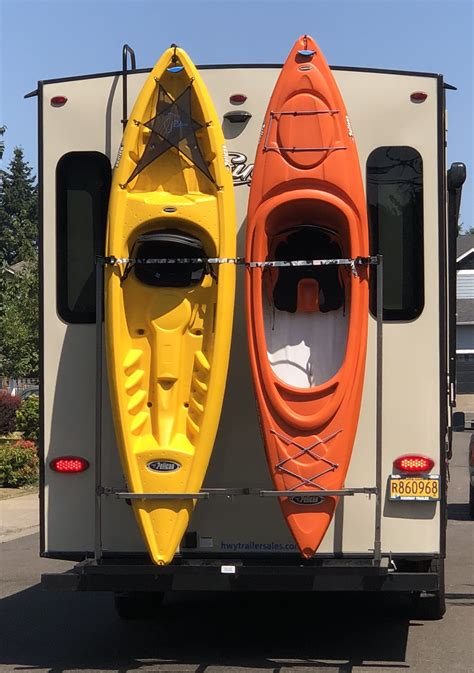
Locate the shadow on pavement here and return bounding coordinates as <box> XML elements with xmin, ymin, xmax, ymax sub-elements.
<box><xmin>448</xmin><ymin>503</ymin><xmax>473</xmax><ymax>521</ymax></box>
<box><xmin>0</xmin><ymin>583</ymin><xmax>412</xmax><ymax>672</ymax></box>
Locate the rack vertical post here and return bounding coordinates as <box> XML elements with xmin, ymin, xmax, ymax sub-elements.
<box><xmin>94</xmin><ymin>256</ymin><xmax>105</xmax><ymax>562</ymax></box>
<box><xmin>374</xmin><ymin>254</ymin><xmax>384</xmax><ymax>562</ymax></box>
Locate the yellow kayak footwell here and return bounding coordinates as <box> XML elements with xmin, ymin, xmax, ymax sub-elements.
<box><xmin>106</xmin><ymin>47</ymin><xmax>236</xmax><ymax>565</ymax></box>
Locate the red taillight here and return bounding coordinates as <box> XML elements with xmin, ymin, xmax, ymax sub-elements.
<box><xmin>51</xmin><ymin>96</ymin><xmax>68</xmax><ymax>107</ymax></box>
<box><xmin>410</xmin><ymin>91</ymin><xmax>428</xmax><ymax>104</ymax></box>
<box><xmin>393</xmin><ymin>455</ymin><xmax>434</xmax><ymax>473</ymax></box>
<box><xmin>50</xmin><ymin>456</ymin><xmax>89</xmax><ymax>473</ymax></box>
<box><xmin>229</xmin><ymin>94</ymin><xmax>247</xmax><ymax>105</ymax></box>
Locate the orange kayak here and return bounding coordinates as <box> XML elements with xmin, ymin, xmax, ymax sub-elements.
<box><xmin>246</xmin><ymin>35</ymin><xmax>369</xmax><ymax>558</ymax></box>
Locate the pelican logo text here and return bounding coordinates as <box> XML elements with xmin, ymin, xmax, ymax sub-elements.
<box><xmin>229</xmin><ymin>152</ymin><xmax>253</xmax><ymax>186</ymax></box>
<box><xmin>290</xmin><ymin>494</ymin><xmax>325</xmax><ymax>506</ymax></box>
<box><xmin>147</xmin><ymin>460</ymin><xmax>181</xmax><ymax>473</ymax></box>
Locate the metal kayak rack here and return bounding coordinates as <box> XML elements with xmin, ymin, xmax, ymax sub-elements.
<box><xmin>100</xmin><ymin>486</ymin><xmax>378</xmax><ymax>500</ymax></box>
<box><xmin>93</xmin><ymin>255</ymin><xmax>384</xmax><ymax>564</ymax></box>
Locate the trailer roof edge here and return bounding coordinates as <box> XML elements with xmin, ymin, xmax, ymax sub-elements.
<box><xmin>25</xmin><ymin>63</ymin><xmax>442</xmax><ymax>95</ymax></box>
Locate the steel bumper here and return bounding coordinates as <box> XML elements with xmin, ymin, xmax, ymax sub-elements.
<box><xmin>41</xmin><ymin>558</ymin><xmax>440</xmax><ymax>593</ymax></box>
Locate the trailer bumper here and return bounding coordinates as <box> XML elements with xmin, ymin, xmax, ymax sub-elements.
<box><xmin>41</xmin><ymin>559</ymin><xmax>441</xmax><ymax>593</ymax></box>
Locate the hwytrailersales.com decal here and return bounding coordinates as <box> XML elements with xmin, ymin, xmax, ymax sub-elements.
<box><xmin>220</xmin><ymin>540</ymin><xmax>297</xmax><ymax>552</ymax></box>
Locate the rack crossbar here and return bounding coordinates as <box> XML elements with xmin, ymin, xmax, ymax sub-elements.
<box><xmin>103</xmin><ymin>487</ymin><xmax>377</xmax><ymax>500</ymax></box>
<box><xmin>114</xmin><ymin>492</ymin><xmax>207</xmax><ymax>500</ymax></box>
<box><xmin>259</xmin><ymin>488</ymin><xmax>377</xmax><ymax>498</ymax></box>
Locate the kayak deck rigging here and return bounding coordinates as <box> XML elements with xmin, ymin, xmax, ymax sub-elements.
<box><xmin>264</xmin><ymin>108</ymin><xmax>348</xmax><ymax>154</ymax></box>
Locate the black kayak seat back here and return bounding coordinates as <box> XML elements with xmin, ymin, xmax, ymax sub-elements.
<box><xmin>133</xmin><ymin>228</ymin><xmax>208</xmax><ymax>287</ymax></box>
<box><xmin>271</xmin><ymin>227</ymin><xmax>345</xmax><ymax>313</ymax></box>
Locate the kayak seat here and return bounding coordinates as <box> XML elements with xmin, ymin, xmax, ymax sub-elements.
<box><xmin>133</xmin><ymin>228</ymin><xmax>208</xmax><ymax>287</ymax></box>
<box><xmin>297</xmin><ymin>278</ymin><xmax>320</xmax><ymax>312</ymax></box>
<box><xmin>271</xmin><ymin>227</ymin><xmax>344</xmax><ymax>313</ymax></box>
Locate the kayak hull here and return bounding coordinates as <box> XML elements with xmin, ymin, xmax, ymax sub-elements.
<box><xmin>246</xmin><ymin>36</ymin><xmax>369</xmax><ymax>557</ymax></box>
<box><xmin>106</xmin><ymin>47</ymin><xmax>236</xmax><ymax>565</ymax></box>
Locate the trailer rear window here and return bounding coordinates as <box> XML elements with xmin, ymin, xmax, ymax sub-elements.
<box><xmin>367</xmin><ymin>146</ymin><xmax>424</xmax><ymax>321</ymax></box>
<box><xmin>56</xmin><ymin>152</ymin><xmax>111</xmax><ymax>323</ymax></box>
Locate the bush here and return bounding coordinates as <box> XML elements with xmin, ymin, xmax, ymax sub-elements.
<box><xmin>0</xmin><ymin>390</ymin><xmax>21</xmax><ymax>435</ymax></box>
<box><xmin>16</xmin><ymin>395</ymin><xmax>39</xmax><ymax>444</ymax></box>
<box><xmin>0</xmin><ymin>440</ymin><xmax>39</xmax><ymax>487</ymax></box>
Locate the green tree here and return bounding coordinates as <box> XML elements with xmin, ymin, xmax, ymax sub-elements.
<box><xmin>0</xmin><ymin>255</ymin><xmax>39</xmax><ymax>377</ymax></box>
<box><xmin>0</xmin><ymin>147</ymin><xmax>38</xmax><ymax>265</ymax></box>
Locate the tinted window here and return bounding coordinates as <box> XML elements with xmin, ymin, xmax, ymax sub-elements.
<box><xmin>56</xmin><ymin>153</ymin><xmax>111</xmax><ymax>323</ymax></box>
<box><xmin>367</xmin><ymin>147</ymin><xmax>424</xmax><ymax>320</ymax></box>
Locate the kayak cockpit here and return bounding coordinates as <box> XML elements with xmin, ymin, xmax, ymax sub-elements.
<box><xmin>262</xmin><ymin>200</ymin><xmax>351</xmax><ymax>389</ymax></box>
<box><xmin>132</xmin><ymin>228</ymin><xmax>210</xmax><ymax>288</ymax></box>
<box><xmin>268</xmin><ymin>225</ymin><xmax>345</xmax><ymax>314</ymax></box>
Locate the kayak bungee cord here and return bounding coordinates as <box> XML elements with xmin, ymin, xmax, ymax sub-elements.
<box><xmin>105</xmin><ymin>255</ymin><xmax>376</xmax><ymax>271</ymax></box>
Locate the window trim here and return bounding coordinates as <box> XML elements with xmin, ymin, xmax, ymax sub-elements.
<box><xmin>56</xmin><ymin>151</ymin><xmax>111</xmax><ymax>324</ymax></box>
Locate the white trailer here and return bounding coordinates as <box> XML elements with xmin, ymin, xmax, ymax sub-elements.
<box><xmin>29</xmin><ymin>45</ymin><xmax>466</xmax><ymax>619</ymax></box>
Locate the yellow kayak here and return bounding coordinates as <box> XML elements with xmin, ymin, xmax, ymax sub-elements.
<box><xmin>105</xmin><ymin>46</ymin><xmax>236</xmax><ymax>565</ymax></box>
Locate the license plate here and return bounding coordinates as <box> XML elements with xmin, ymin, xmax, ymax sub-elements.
<box><xmin>389</xmin><ymin>475</ymin><xmax>440</xmax><ymax>501</ymax></box>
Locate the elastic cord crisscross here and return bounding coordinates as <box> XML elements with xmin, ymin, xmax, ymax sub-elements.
<box><xmin>271</xmin><ymin>428</ymin><xmax>342</xmax><ymax>491</ymax></box>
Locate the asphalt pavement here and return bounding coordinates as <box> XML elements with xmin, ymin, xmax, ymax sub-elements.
<box><xmin>1</xmin><ymin>431</ymin><xmax>473</xmax><ymax>673</ymax></box>
<box><xmin>0</xmin><ymin>492</ymin><xmax>39</xmax><ymax>542</ymax></box>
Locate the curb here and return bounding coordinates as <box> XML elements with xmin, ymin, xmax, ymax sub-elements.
<box><xmin>0</xmin><ymin>524</ymin><xmax>39</xmax><ymax>543</ymax></box>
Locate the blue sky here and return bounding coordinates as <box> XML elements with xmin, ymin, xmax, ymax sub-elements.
<box><xmin>1</xmin><ymin>0</ymin><xmax>472</xmax><ymax>227</ymax></box>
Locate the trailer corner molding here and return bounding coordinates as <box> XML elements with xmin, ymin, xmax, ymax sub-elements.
<box><xmin>105</xmin><ymin>44</ymin><xmax>236</xmax><ymax>566</ymax></box>
<box><xmin>245</xmin><ymin>34</ymin><xmax>369</xmax><ymax>558</ymax></box>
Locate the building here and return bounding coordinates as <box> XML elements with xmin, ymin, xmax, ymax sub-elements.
<box><xmin>457</xmin><ymin>233</ymin><xmax>474</xmax><ymax>394</ymax></box>
<box><xmin>3</xmin><ymin>260</ymin><xmax>29</xmax><ymax>282</ymax></box>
